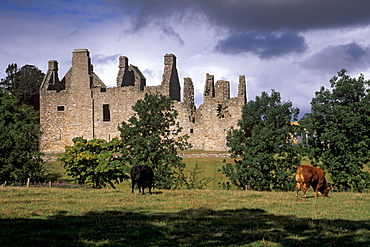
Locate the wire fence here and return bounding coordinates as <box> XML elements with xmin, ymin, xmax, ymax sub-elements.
<box><xmin>1</xmin><ymin>180</ymin><xmax>88</xmax><ymax>189</ymax></box>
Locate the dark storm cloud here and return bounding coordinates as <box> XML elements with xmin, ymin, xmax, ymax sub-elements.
<box><xmin>111</xmin><ymin>0</ymin><xmax>370</xmax><ymax>31</ymax></box>
<box><xmin>6</xmin><ymin>0</ymin><xmax>370</xmax><ymax>33</ymax></box>
<box><xmin>110</xmin><ymin>0</ymin><xmax>370</xmax><ymax>58</ymax></box>
<box><xmin>215</xmin><ymin>31</ymin><xmax>307</xmax><ymax>59</ymax></box>
<box><xmin>303</xmin><ymin>42</ymin><xmax>370</xmax><ymax>73</ymax></box>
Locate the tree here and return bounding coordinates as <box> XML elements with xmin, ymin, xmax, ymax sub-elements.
<box><xmin>118</xmin><ymin>93</ymin><xmax>192</xmax><ymax>189</ymax></box>
<box><xmin>0</xmin><ymin>87</ymin><xmax>44</xmax><ymax>184</ymax></box>
<box><xmin>220</xmin><ymin>90</ymin><xmax>301</xmax><ymax>191</ymax></box>
<box><xmin>1</xmin><ymin>63</ymin><xmax>18</xmax><ymax>90</ymax></box>
<box><xmin>303</xmin><ymin>70</ymin><xmax>370</xmax><ymax>192</ymax></box>
<box><xmin>58</xmin><ymin>137</ymin><xmax>129</xmax><ymax>189</ymax></box>
<box><xmin>1</xmin><ymin>64</ymin><xmax>44</xmax><ymax>110</ymax></box>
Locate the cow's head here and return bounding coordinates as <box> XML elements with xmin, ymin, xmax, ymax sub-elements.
<box><xmin>132</xmin><ymin>165</ymin><xmax>144</xmax><ymax>180</ymax></box>
<box><xmin>322</xmin><ymin>186</ymin><xmax>331</xmax><ymax>197</ymax></box>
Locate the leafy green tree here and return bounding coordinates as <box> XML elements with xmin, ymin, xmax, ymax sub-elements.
<box><xmin>220</xmin><ymin>90</ymin><xmax>301</xmax><ymax>191</ymax></box>
<box><xmin>118</xmin><ymin>93</ymin><xmax>192</xmax><ymax>189</ymax></box>
<box><xmin>0</xmin><ymin>87</ymin><xmax>44</xmax><ymax>184</ymax></box>
<box><xmin>1</xmin><ymin>63</ymin><xmax>44</xmax><ymax>110</ymax></box>
<box><xmin>303</xmin><ymin>70</ymin><xmax>370</xmax><ymax>192</ymax></box>
<box><xmin>59</xmin><ymin>137</ymin><xmax>129</xmax><ymax>189</ymax></box>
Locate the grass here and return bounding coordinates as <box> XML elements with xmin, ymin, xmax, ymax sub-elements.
<box><xmin>46</xmin><ymin>155</ymin><xmax>233</xmax><ymax>190</ymax></box>
<box><xmin>0</xmin><ymin>187</ymin><xmax>369</xmax><ymax>246</ymax></box>
<box><xmin>182</xmin><ymin>157</ymin><xmax>233</xmax><ymax>190</ymax></box>
<box><xmin>4</xmin><ymin>154</ymin><xmax>366</xmax><ymax>246</ymax></box>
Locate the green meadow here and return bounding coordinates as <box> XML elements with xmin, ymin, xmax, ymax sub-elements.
<box><xmin>1</xmin><ymin>155</ymin><xmax>369</xmax><ymax>246</ymax></box>
<box><xmin>1</xmin><ymin>187</ymin><xmax>369</xmax><ymax>246</ymax></box>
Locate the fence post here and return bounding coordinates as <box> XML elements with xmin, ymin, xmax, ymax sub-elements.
<box><xmin>26</xmin><ymin>178</ymin><xmax>30</xmax><ymax>187</ymax></box>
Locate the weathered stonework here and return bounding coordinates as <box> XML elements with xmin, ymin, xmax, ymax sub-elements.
<box><xmin>40</xmin><ymin>49</ymin><xmax>246</xmax><ymax>154</ymax></box>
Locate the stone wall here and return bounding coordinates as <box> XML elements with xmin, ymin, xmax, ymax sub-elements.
<box><xmin>40</xmin><ymin>49</ymin><xmax>246</xmax><ymax>154</ymax></box>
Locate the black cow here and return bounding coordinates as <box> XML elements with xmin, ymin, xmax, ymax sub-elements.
<box><xmin>130</xmin><ymin>165</ymin><xmax>154</xmax><ymax>195</ymax></box>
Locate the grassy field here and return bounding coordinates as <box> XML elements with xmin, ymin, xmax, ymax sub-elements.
<box><xmin>1</xmin><ymin>187</ymin><xmax>369</xmax><ymax>246</ymax></box>
<box><xmin>2</xmin><ymin>154</ymin><xmax>367</xmax><ymax>246</ymax></box>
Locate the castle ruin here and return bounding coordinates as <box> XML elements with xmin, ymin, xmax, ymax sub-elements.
<box><xmin>40</xmin><ymin>49</ymin><xmax>246</xmax><ymax>154</ymax></box>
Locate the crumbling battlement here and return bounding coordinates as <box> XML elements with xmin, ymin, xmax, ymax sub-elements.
<box><xmin>40</xmin><ymin>49</ymin><xmax>246</xmax><ymax>153</ymax></box>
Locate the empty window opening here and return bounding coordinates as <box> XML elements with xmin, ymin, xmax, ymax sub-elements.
<box><xmin>190</xmin><ymin>129</ymin><xmax>194</xmax><ymax>134</ymax></box>
<box><xmin>103</xmin><ymin>104</ymin><xmax>110</xmax><ymax>122</ymax></box>
<box><xmin>57</xmin><ymin>106</ymin><xmax>65</xmax><ymax>111</ymax></box>
<box><xmin>216</xmin><ymin>104</ymin><xmax>224</xmax><ymax>118</ymax></box>
<box><xmin>217</xmin><ymin>104</ymin><xmax>230</xmax><ymax>118</ymax></box>
<box><xmin>100</xmin><ymin>87</ymin><xmax>106</xmax><ymax>92</ymax></box>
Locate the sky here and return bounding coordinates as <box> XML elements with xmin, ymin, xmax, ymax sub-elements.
<box><xmin>2</xmin><ymin>0</ymin><xmax>370</xmax><ymax>118</ymax></box>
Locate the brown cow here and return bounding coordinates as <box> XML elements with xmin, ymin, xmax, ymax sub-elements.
<box><xmin>295</xmin><ymin>165</ymin><xmax>330</xmax><ymax>198</ymax></box>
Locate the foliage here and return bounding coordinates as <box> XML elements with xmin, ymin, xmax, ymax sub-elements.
<box><xmin>302</xmin><ymin>70</ymin><xmax>370</xmax><ymax>192</ymax></box>
<box><xmin>0</xmin><ymin>88</ymin><xmax>44</xmax><ymax>184</ymax></box>
<box><xmin>118</xmin><ymin>93</ymin><xmax>192</xmax><ymax>189</ymax></box>
<box><xmin>0</xmin><ymin>63</ymin><xmax>44</xmax><ymax>110</ymax></box>
<box><xmin>221</xmin><ymin>90</ymin><xmax>302</xmax><ymax>191</ymax></box>
<box><xmin>58</xmin><ymin>137</ymin><xmax>129</xmax><ymax>189</ymax></box>
<box><xmin>184</xmin><ymin>163</ymin><xmax>214</xmax><ymax>189</ymax></box>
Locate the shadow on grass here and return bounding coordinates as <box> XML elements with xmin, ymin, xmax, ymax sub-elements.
<box><xmin>0</xmin><ymin>208</ymin><xmax>369</xmax><ymax>246</ymax></box>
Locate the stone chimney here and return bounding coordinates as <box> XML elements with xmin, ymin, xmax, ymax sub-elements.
<box><xmin>117</xmin><ymin>56</ymin><xmax>134</xmax><ymax>87</ymax></box>
<box><xmin>71</xmin><ymin>49</ymin><xmax>93</xmax><ymax>90</ymax></box>
<box><xmin>204</xmin><ymin>73</ymin><xmax>215</xmax><ymax>98</ymax></box>
<box><xmin>215</xmin><ymin>80</ymin><xmax>230</xmax><ymax>102</ymax></box>
<box><xmin>183</xmin><ymin>77</ymin><xmax>195</xmax><ymax>110</ymax></box>
<box><xmin>162</xmin><ymin>54</ymin><xmax>180</xmax><ymax>101</ymax></box>
<box><xmin>238</xmin><ymin>75</ymin><xmax>247</xmax><ymax>103</ymax></box>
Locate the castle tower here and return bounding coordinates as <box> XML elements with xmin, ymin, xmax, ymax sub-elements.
<box><xmin>161</xmin><ymin>54</ymin><xmax>180</xmax><ymax>101</ymax></box>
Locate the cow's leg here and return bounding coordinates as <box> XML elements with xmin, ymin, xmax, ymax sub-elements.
<box><xmin>302</xmin><ymin>183</ymin><xmax>309</xmax><ymax>198</ymax></box>
<box><xmin>295</xmin><ymin>182</ymin><xmax>301</xmax><ymax>197</ymax></box>
<box><xmin>137</xmin><ymin>182</ymin><xmax>143</xmax><ymax>195</ymax></box>
<box><xmin>131</xmin><ymin>181</ymin><xmax>136</xmax><ymax>193</ymax></box>
<box><xmin>148</xmin><ymin>184</ymin><xmax>152</xmax><ymax>194</ymax></box>
<box><xmin>141</xmin><ymin>186</ymin><xmax>145</xmax><ymax>195</ymax></box>
<box><xmin>314</xmin><ymin>189</ymin><xmax>319</xmax><ymax>197</ymax></box>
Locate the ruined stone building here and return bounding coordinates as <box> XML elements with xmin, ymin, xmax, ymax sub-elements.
<box><xmin>40</xmin><ymin>49</ymin><xmax>246</xmax><ymax>154</ymax></box>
